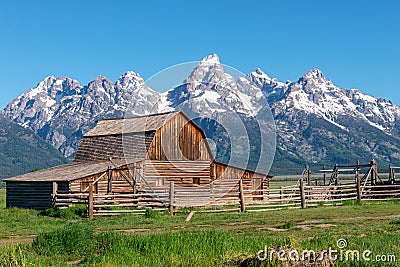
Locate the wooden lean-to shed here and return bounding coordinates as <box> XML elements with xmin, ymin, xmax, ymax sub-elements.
<box><xmin>5</xmin><ymin>111</ymin><xmax>270</xmax><ymax>209</ymax></box>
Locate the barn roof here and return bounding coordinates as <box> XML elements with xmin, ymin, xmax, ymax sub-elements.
<box><xmin>4</xmin><ymin>159</ymin><xmax>133</xmax><ymax>182</ymax></box>
<box><xmin>85</xmin><ymin>111</ymin><xmax>179</xmax><ymax>137</ymax></box>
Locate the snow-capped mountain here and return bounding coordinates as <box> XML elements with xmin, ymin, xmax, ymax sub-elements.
<box><xmin>263</xmin><ymin>68</ymin><xmax>400</xmax><ymax>133</ymax></box>
<box><xmin>254</xmin><ymin>68</ymin><xmax>400</xmax><ymax>172</ymax></box>
<box><xmin>163</xmin><ymin>54</ymin><xmax>265</xmax><ymax>116</ymax></box>
<box><xmin>3</xmin><ymin>54</ymin><xmax>400</xmax><ymax>174</ymax></box>
<box><xmin>4</xmin><ymin>72</ymin><xmax>159</xmax><ymax>157</ymax></box>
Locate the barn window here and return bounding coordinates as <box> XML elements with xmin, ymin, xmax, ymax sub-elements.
<box><xmin>156</xmin><ymin>177</ymin><xmax>164</xmax><ymax>186</ymax></box>
<box><xmin>193</xmin><ymin>177</ymin><xmax>201</xmax><ymax>185</ymax></box>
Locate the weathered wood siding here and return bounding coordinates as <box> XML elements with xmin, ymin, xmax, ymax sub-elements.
<box><xmin>69</xmin><ymin>166</ymin><xmax>134</xmax><ymax>194</ymax></box>
<box><xmin>212</xmin><ymin>162</ymin><xmax>267</xmax><ymax>179</ymax></box>
<box><xmin>6</xmin><ymin>181</ymin><xmax>68</xmax><ymax>209</ymax></box>
<box><xmin>211</xmin><ymin>161</ymin><xmax>269</xmax><ymax>199</ymax></box>
<box><xmin>74</xmin><ymin>132</ymin><xmax>155</xmax><ymax>162</ymax></box>
<box><xmin>144</xmin><ymin>160</ymin><xmax>211</xmax><ymax>187</ymax></box>
<box><xmin>147</xmin><ymin>113</ymin><xmax>212</xmax><ymax>161</ymax></box>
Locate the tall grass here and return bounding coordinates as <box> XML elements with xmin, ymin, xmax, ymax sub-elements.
<box><xmin>39</xmin><ymin>205</ymin><xmax>87</xmax><ymax>219</ymax></box>
<box><xmin>30</xmin><ymin>223</ymin><xmax>282</xmax><ymax>266</ymax></box>
<box><xmin>28</xmin><ymin>223</ymin><xmax>400</xmax><ymax>266</ymax></box>
<box><xmin>33</xmin><ymin>223</ymin><xmax>96</xmax><ymax>260</ymax></box>
<box><xmin>1</xmin><ymin>200</ymin><xmax>400</xmax><ymax>266</ymax></box>
<box><xmin>0</xmin><ymin>244</ymin><xmax>28</xmax><ymax>267</ymax></box>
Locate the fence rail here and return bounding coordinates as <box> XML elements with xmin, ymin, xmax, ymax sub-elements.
<box><xmin>53</xmin><ymin>178</ymin><xmax>400</xmax><ymax>218</ymax></box>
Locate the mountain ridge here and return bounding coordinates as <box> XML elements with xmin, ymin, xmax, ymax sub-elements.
<box><xmin>3</xmin><ymin>54</ymin><xmax>400</xmax><ymax>174</ymax></box>
<box><xmin>0</xmin><ymin>115</ymin><xmax>69</xmax><ymax>180</ymax></box>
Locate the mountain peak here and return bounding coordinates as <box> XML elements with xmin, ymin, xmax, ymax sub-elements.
<box><xmin>116</xmin><ymin>71</ymin><xmax>147</xmax><ymax>92</ymax></box>
<box><xmin>184</xmin><ymin>54</ymin><xmax>227</xmax><ymax>86</ymax></box>
<box><xmin>200</xmin><ymin>53</ymin><xmax>220</xmax><ymax>65</ymax></box>
<box><xmin>43</xmin><ymin>75</ymin><xmax>56</xmax><ymax>81</ymax></box>
<box><xmin>94</xmin><ymin>75</ymin><xmax>109</xmax><ymax>81</ymax></box>
<box><xmin>37</xmin><ymin>76</ymin><xmax>56</xmax><ymax>87</ymax></box>
<box><xmin>118</xmin><ymin>71</ymin><xmax>144</xmax><ymax>82</ymax></box>
<box><xmin>302</xmin><ymin>68</ymin><xmax>326</xmax><ymax>81</ymax></box>
<box><xmin>250</xmin><ymin>68</ymin><xmax>271</xmax><ymax>81</ymax></box>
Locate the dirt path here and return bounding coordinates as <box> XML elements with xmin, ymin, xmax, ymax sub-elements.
<box><xmin>0</xmin><ymin>236</ymin><xmax>35</xmax><ymax>245</ymax></box>
<box><xmin>333</xmin><ymin>214</ymin><xmax>400</xmax><ymax>221</ymax></box>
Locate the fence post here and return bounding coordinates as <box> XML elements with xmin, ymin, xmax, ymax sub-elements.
<box><xmin>300</xmin><ymin>178</ymin><xmax>306</xmax><ymax>209</ymax></box>
<box><xmin>334</xmin><ymin>164</ymin><xmax>339</xmax><ymax>185</ymax></box>
<box><xmin>389</xmin><ymin>166</ymin><xmax>395</xmax><ymax>184</ymax></box>
<box><xmin>355</xmin><ymin>161</ymin><xmax>361</xmax><ymax>201</ymax></box>
<box><xmin>88</xmin><ymin>183</ymin><xmax>94</xmax><ymax>220</ymax></box>
<box><xmin>370</xmin><ymin>159</ymin><xmax>377</xmax><ymax>186</ymax></box>
<box><xmin>356</xmin><ymin>175</ymin><xmax>362</xmax><ymax>202</ymax></box>
<box><xmin>52</xmin><ymin>182</ymin><xmax>58</xmax><ymax>205</ymax></box>
<box><xmin>323</xmin><ymin>166</ymin><xmax>326</xmax><ymax>186</ymax></box>
<box><xmin>169</xmin><ymin>182</ymin><xmax>175</xmax><ymax>216</ymax></box>
<box><xmin>239</xmin><ymin>179</ymin><xmax>245</xmax><ymax>212</ymax></box>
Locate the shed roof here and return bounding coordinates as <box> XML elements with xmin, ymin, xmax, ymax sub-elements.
<box><xmin>85</xmin><ymin>111</ymin><xmax>179</xmax><ymax>137</ymax></box>
<box><xmin>4</xmin><ymin>159</ymin><xmax>133</xmax><ymax>182</ymax></box>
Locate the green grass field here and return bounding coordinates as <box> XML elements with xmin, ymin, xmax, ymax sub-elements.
<box><xmin>1</xmin><ymin>189</ymin><xmax>400</xmax><ymax>266</ymax></box>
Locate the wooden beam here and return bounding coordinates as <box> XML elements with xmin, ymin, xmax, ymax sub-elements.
<box><xmin>185</xmin><ymin>210</ymin><xmax>195</xmax><ymax>222</ymax></box>
<box><xmin>82</xmin><ymin>172</ymin><xmax>108</xmax><ymax>192</ymax></box>
<box><xmin>300</xmin><ymin>178</ymin><xmax>306</xmax><ymax>209</ymax></box>
<box><xmin>239</xmin><ymin>179</ymin><xmax>245</xmax><ymax>212</ymax></box>
<box><xmin>88</xmin><ymin>183</ymin><xmax>94</xmax><ymax>220</ymax></box>
<box><xmin>109</xmin><ymin>158</ymin><xmax>135</xmax><ymax>188</ymax></box>
<box><xmin>371</xmin><ymin>159</ymin><xmax>377</xmax><ymax>186</ymax></box>
<box><xmin>169</xmin><ymin>181</ymin><xmax>175</xmax><ymax>216</ymax></box>
<box><xmin>334</xmin><ymin>164</ymin><xmax>339</xmax><ymax>186</ymax></box>
<box><xmin>52</xmin><ymin>182</ymin><xmax>58</xmax><ymax>205</ymax></box>
<box><xmin>107</xmin><ymin>166</ymin><xmax>112</xmax><ymax>194</ymax></box>
<box><xmin>356</xmin><ymin>174</ymin><xmax>362</xmax><ymax>202</ymax></box>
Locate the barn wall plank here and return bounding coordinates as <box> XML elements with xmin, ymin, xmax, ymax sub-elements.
<box><xmin>147</xmin><ymin>113</ymin><xmax>212</xmax><ymax>161</ymax></box>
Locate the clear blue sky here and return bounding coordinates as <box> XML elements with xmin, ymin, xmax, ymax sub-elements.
<box><xmin>0</xmin><ymin>1</ymin><xmax>399</xmax><ymax>108</ymax></box>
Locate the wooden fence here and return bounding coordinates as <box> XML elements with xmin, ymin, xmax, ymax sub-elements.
<box><xmin>53</xmin><ymin>178</ymin><xmax>400</xmax><ymax>219</ymax></box>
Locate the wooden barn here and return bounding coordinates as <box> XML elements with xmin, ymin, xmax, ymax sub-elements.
<box><xmin>5</xmin><ymin>111</ymin><xmax>270</xmax><ymax>209</ymax></box>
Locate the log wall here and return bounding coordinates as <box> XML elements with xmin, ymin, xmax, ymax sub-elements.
<box><xmin>144</xmin><ymin>160</ymin><xmax>212</xmax><ymax>187</ymax></box>
<box><xmin>69</xmin><ymin>166</ymin><xmax>135</xmax><ymax>194</ymax></box>
<box><xmin>211</xmin><ymin>161</ymin><xmax>269</xmax><ymax>200</ymax></box>
<box><xmin>6</xmin><ymin>181</ymin><xmax>69</xmax><ymax>210</ymax></box>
